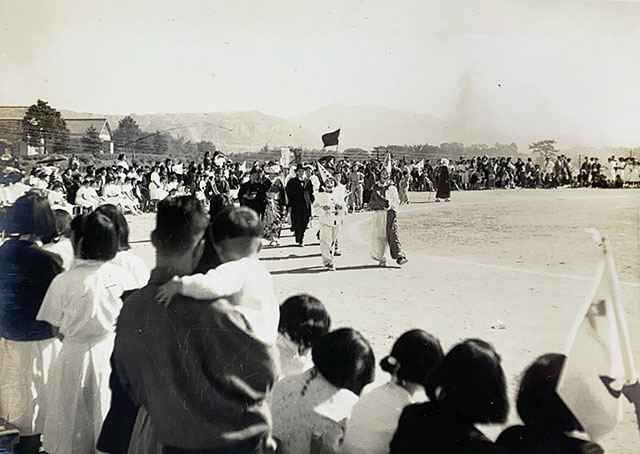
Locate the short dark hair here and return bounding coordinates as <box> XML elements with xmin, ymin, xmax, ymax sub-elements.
<box><xmin>380</xmin><ymin>329</ymin><xmax>444</xmax><ymax>388</ymax></box>
<box><xmin>95</xmin><ymin>204</ymin><xmax>130</xmax><ymax>251</ymax></box>
<box><xmin>8</xmin><ymin>192</ymin><xmax>57</xmax><ymax>242</ymax></box>
<box><xmin>210</xmin><ymin>206</ymin><xmax>262</xmax><ymax>243</ymax></box>
<box><xmin>79</xmin><ymin>211</ymin><xmax>119</xmax><ymax>261</ymax></box>
<box><xmin>153</xmin><ymin>196</ymin><xmax>209</xmax><ymax>256</ymax></box>
<box><xmin>53</xmin><ymin>209</ymin><xmax>72</xmax><ymax>238</ymax></box>
<box><xmin>278</xmin><ymin>294</ymin><xmax>331</xmax><ymax>349</ymax></box>
<box><xmin>312</xmin><ymin>328</ymin><xmax>375</xmax><ymax>395</ymax></box>
<box><xmin>428</xmin><ymin>338</ymin><xmax>508</xmax><ymax>424</ymax></box>
<box><xmin>517</xmin><ymin>353</ymin><xmax>582</xmax><ymax>432</ymax></box>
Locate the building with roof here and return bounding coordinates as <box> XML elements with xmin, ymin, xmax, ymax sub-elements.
<box><xmin>65</xmin><ymin>118</ymin><xmax>114</xmax><ymax>154</ymax></box>
<box><xmin>0</xmin><ymin>106</ymin><xmax>39</xmax><ymax>156</ymax></box>
<box><xmin>0</xmin><ymin>106</ymin><xmax>114</xmax><ymax>156</ymax></box>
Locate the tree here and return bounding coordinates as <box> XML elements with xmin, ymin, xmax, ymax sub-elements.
<box><xmin>197</xmin><ymin>141</ymin><xmax>216</xmax><ymax>155</ymax></box>
<box><xmin>22</xmin><ymin>99</ymin><xmax>70</xmax><ymax>154</ymax></box>
<box><xmin>113</xmin><ymin>115</ymin><xmax>142</xmax><ymax>151</ymax></box>
<box><xmin>529</xmin><ymin>139</ymin><xmax>558</xmax><ymax>161</ymax></box>
<box><xmin>152</xmin><ymin>131</ymin><xmax>169</xmax><ymax>154</ymax></box>
<box><xmin>82</xmin><ymin>125</ymin><xmax>102</xmax><ymax>155</ymax></box>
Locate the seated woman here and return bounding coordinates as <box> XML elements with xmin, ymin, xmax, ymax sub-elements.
<box><xmin>495</xmin><ymin>353</ymin><xmax>604</xmax><ymax>454</ymax></box>
<box><xmin>390</xmin><ymin>338</ymin><xmax>509</xmax><ymax>454</ymax></box>
<box><xmin>271</xmin><ymin>328</ymin><xmax>375</xmax><ymax>454</ymax></box>
<box><xmin>276</xmin><ymin>293</ymin><xmax>331</xmax><ymax>378</ymax></box>
<box><xmin>342</xmin><ymin>329</ymin><xmax>444</xmax><ymax>454</ymax></box>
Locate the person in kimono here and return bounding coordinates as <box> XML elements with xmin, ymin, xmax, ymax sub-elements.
<box><xmin>263</xmin><ymin>163</ymin><xmax>286</xmax><ymax>246</ymax></box>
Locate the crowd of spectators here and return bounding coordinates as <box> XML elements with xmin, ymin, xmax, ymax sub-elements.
<box><xmin>1</xmin><ymin>146</ymin><xmax>640</xmax><ymax>453</ymax></box>
<box><xmin>2</xmin><ymin>151</ymin><xmax>638</xmax><ymax>223</ymax></box>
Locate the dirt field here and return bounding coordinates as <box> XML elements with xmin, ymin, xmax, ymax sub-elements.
<box><xmin>127</xmin><ymin>188</ymin><xmax>640</xmax><ymax>452</ymax></box>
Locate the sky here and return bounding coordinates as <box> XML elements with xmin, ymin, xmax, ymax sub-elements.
<box><xmin>1</xmin><ymin>0</ymin><xmax>639</xmax><ymax>147</ymax></box>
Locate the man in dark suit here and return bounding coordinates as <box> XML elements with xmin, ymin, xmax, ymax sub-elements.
<box><xmin>285</xmin><ymin>165</ymin><xmax>314</xmax><ymax>246</ymax></box>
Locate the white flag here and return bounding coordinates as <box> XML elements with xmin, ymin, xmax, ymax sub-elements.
<box><xmin>416</xmin><ymin>159</ymin><xmax>424</xmax><ymax>169</ymax></box>
<box><xmin>557</xmin><ymin>234</ymin><xmax>637</xmax><ymax>441</ymax></box>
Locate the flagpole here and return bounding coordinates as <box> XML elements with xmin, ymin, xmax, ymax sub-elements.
<box><xmin>602</xmin><ymin>237</ymin><xmax>638</xmax><ymax>383</ymax></box>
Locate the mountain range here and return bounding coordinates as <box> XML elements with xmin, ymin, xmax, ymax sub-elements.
<box><xmin>61</xmin><ymin>104</ymin><xmax>519</xmax><ymax>152</ymax></box>
<box><xmin>61</xmin><ymin>104</ymin><xmax>638</xmax><ymax>159</ymax></box>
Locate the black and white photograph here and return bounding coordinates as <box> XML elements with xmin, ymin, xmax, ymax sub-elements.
<box><xmin>1</xmin><ymin>1</ymin><xmax>639</xmax><ymax>453</ymax></box>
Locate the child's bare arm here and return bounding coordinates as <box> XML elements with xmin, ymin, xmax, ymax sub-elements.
<box><xmin>156</xmin><ymin>276</ymin><xmax>182</xmax><ymax>307</ymax></box>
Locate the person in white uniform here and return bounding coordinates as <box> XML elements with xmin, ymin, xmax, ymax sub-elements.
<box><xmin>312</xmin><ymin>167</ymin><xmax>347</xmax><ymax>271</ymax></box>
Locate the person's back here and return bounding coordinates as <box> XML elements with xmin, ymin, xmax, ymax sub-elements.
<box><xmin>0</xmin><ymin>238</ymin><xmax>62</xmax><ymax>340</ymax></box>
<box><xmin>106</xmin><ymin>197</ymin><xmax>277</xmax><ymax>453</ymax></box>
<box><xmin>115</xmin><ymin>276</ymin><xmax>276</xmax><ymax>450</ymax></box>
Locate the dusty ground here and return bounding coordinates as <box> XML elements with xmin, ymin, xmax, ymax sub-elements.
<box><xmin>128</xmin><ymin>188</ymin><xmax>640</xmax><ymax>453</ymax></box>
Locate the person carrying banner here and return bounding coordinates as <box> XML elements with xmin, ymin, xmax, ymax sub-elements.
<box><xmin>313</xmin><ymin>165</ymin><xmax>346</xmax><ymax>271</ymax></box>
<box><xmin>370</xmin><ymin>155</ymin><xmax>408</xmax><ymax>267</ymax></box>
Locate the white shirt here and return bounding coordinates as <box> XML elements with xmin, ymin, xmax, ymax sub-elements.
<box><xmin>313</xmin><ymin>190</ymin><xmax>346</xmax><ymax>226</ymax></box>
<box><xmin>179</xmin><ymin>257</ymin><xmax>279</xmax><ymax>345</ymax></box>
<box><xmin>342</xmin><ymin>381</ymin><xmax>427</xmax><ymax>454</ymax></box>
<box><xmin>36</xmin><ymin>260</ymin><xmax>135</xmax><ymax>341</ymax></box>
<box><xmin>386</xmin><ymin>185</ymin><xmax>400</xmax><ymax>211</ymax></box>
<box><xmin>42</xmin><ymin>238</ymin><xmax>74</xmax><ymax>270</ymax></box>
<box><xmin>276</xmin><ymin>333</ymin><xmax>313</xmax><ymax>379</ymax></box>
<box><xmin>110</xmin><ymin>250</ymin><xmax>150</xmax><ymax>291</ymax></box>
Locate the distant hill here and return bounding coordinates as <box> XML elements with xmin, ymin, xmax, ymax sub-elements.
<box><xmin>61</xmin><ymin>110</ymin><xmax>318</xmax><ymax>153</ymax></box>
<box><xmin>58</xmin><ymin>105</ymin><xmax>639</xmax><ymax>156</ymax></box>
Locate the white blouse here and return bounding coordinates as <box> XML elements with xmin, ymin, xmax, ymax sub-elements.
<box><xmin>342</xmin><ymin>381</ymin><xmax>427</xmax><ymax>454</ymax></box>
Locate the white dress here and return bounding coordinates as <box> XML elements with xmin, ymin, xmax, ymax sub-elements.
<box><xmin>36</xmin><ymin>259</ymin><xmax>134</xmax><ymax>454</ymax></box>
<box><xmin>272</xmin><ymin>368</ymin><xmax>359</xmax><ymax>454</ymax></box>
<box><xmin>111</xmin><ymin>250</ymin><xmax>150</xmax><ymax>291</ymax></box>
<box><xmin>342</xmin><ymin>381</ymin><xmax>427</xmax><ymax>454</ymax></box>
<box><xmin>0</xmin><ymin>337</ymin><xmax>61</xmax><ymax>435</ymax></box>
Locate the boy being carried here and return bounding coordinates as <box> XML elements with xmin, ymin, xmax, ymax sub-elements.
<box><xmin>156</xmin><ymin>206</ymin><xmax>279</xmax><ymax>345</ymax></box>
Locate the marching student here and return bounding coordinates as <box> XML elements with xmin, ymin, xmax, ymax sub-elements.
<box><xmin>313</xmin><ymin>164</ymin><xmax>347</xmax><ymax>271</ymax></box>
<box><xmin>369</xmin><ymin>155</ymin><xmax>408</xmax><ymax>267</ymax></box>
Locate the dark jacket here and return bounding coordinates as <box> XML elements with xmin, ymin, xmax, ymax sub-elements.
<box><xmin>0</xmin><ymin>239</ymin><xmax>63</xmax><ymax>341</ymax></box>
<box><xmin>99</xmin><ymin>268</ymin><xmax>278</xmax><ymax>452</ymax></box>
<box><xmin>391</xmin><ymin>402</ymin><xmax>510</xmax><ymax>454</ymax></box>
<box><xmin>496</xmin><ymin>425</ymin><xmax>603</xmax><ymax>454</ymax></box>
<box><xmin>285</xmin><ymin>177</ymin><xmax>314</xmax><ymax>214</ymax></box>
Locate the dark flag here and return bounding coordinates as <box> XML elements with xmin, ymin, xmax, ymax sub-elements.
<box><xmin>317</xmin><ymin>155</ymin><xmax>336</xmax><ymax>170</ymax></box>
<box><xmin>321</xmin><ymin>129</ymin><xmax>340</xmax><ymax>147</ymax></box>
